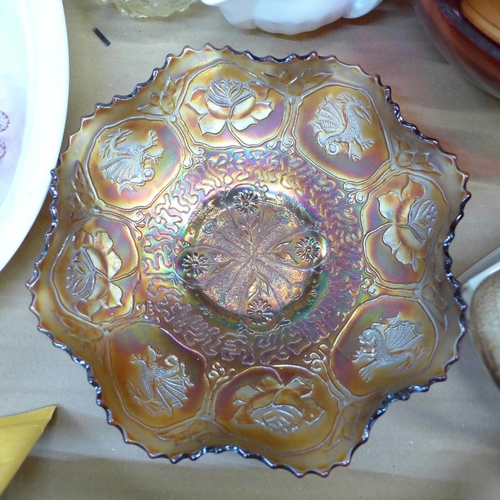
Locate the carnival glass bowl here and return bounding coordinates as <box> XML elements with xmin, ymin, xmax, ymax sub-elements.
<box><xmin>29</xmin><ymin>45</ymin><xmax>469</xmax><ymax>476</ymax></box>
<box><xmin>413</xmin><ymin>0</ymin><xmax>500</xmax><ymax>99</ymax></box>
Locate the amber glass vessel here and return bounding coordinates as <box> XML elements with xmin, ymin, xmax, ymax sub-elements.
<box><xmin>413</xmin><ymin>0</ymin><xmax>500</xmax><ymax>99</ymax></box>
<box><xmin>29</xmin><ymin>46</ymin><xmax>469</xmax><ymax>476</ymax></box>
<box><xmin>462</xmin><ymin>0</ymin><xmax>500</xmax><ymax>45</ymax></box>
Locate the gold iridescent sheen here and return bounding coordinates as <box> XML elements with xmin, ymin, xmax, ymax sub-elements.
<box><xmin>29</xmin><ymin>46</ymin><xmax>468</xmax><ymax>476</ymax></box>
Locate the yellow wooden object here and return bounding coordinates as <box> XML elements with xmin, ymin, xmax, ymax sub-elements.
<box><xmin>0</xmin><ymin>406</ymin><xmax>56</xmax><ymax>495</ymax></box>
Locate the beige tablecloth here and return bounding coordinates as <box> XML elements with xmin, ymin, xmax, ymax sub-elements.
<box><xmin>2</xmin><ymin>0</ymin><xmax>500</xmax><ymax>498</ymax></box>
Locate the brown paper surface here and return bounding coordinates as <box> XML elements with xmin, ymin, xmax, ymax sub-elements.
<box><xmin>0</xmin><ymin>406</ymin><xmax>56</xmax><ymax>496</ymax></box>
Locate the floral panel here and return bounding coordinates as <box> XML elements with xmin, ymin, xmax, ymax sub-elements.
<box><xmin>51</xmin><ymin>216</ymin><xmax>140</xmax><ymax>324</ymax></box>
<box><xmin>362</xmin><ymin>173</ymin><xmax>449</xmax><ymax>284</ymax></box>
<box><xmin>215</xmin><ymin>365</ymin><xmax>339</xmax><ymax>454</ymax></box>
<box><xmin>179</xmin><ymin>62</ymin><xmax>285</xmax><ymax>148</ymax></box>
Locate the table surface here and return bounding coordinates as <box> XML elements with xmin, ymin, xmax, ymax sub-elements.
<box><xmin>2</xmin><ymin>0</ymin><xmax>500</xmax><ymax>498</ymax></box>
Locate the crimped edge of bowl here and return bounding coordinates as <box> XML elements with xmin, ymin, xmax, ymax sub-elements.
<box><xmin>27</xmin><ymin>44</ymin><xmax>471</xmax><ymax>477</ymax></box>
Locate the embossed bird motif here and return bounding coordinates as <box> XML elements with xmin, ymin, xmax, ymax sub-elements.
<box><xmin>311</xmin><ymin>93</ymin><xmax>374</xmax><ymax>161</ymax></box>
<box><xmin>353</xmin><ymin>315</ymin><xmax>424</xmax><ymax>382</ymax></box>
<box><xmin>99</xmin><ymin>129</ymin><xmax>164</xmax><ymax>194</ymax></box>
<box><xmin>129</xmin><ymin>345</ymin><xmax>193</xmax><ymax>415</ymax></box>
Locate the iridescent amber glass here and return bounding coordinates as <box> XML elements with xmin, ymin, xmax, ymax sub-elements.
<box><xmin>29</xmin><ymin>46</ymin><xmax>469</xmax><ymax>476</ymax></box>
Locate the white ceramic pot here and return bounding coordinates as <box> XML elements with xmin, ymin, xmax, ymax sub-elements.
<box><xmin>201</xmin><ymin>0</ymin><xmax>384</xmax><ymax>35</ymax></box>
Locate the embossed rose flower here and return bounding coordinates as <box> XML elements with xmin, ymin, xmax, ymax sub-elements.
<box><xmin>53</xmin><ymin>217</ymin><xmax>140</xmax><ymax>323</ymax></box>
<box><xmin>232</xmin><ymin>375</ymin><xmax>324</xmax><ymax>434</ymax></box>
<box><xmin>378</xmin><ymin>177</ymin><xmax>437</xmax><ymax>271</ymax></box>
<box><xmin>67</xmin><ymin>230</ymin><xmax>126</xmax><ymax>319</ymax></box>
<box><xmin>187</xmin><ymin>78</ymin><xmax>273</xmax><ymax>136</ymax></box>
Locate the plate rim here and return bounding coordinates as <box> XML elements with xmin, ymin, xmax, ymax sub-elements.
<box><xmin>0</xmin><ymin>0</ymin><xmax>69</xmax><ymax>272</ymax></box>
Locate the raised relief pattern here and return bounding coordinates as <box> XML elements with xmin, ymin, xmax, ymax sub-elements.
<box><xmin>379</xmin><ymin>177</ymin><xmax>437</xmax><ymax>271</ymax></box>
<box><xmin>128</xmin><ymin>345</ymin><xmax>193</xmax><ymax>415</ymax></box>
<box><xmin>232</xmin><ymin>375</ymin><xmax>325</xmax><ymax>434</ymax></box>
<box><xmin>353</xmin><ymin>314</ymin><xmax>424</xmax><ymax>382</ymax></box>
<box><xmin>139</xmin><ymin>146</ymin><xmax>364</xmax><ymax>365</ymax></box>
<box><xmin>99</xmin><ymin>129</ymin><xmax>164</xmax><ymax>193</ymax></box>
<box><xmin>138</xmin><ymin>74</ymin><xmax>187</xmax><ymax>116</ymax></box>
<box><xmin>263</xmin><ymin>69</ymin><xmax>331</xmax><ymax>97</ymax></box>
<box><xmin>311</xmin><ymin>93</ymin><xmax>373</xmax><ymax>161</ymax></box>
<box><xmin>175</xmin><ymin>184</ymin><xmax>328</xmax><ymax>330</ymax></box>
<box><xmin>67</xmin><ymin>230</ymin><xmax>124</xmax><ymax>319</ymax></box>
<box><xmin>187</xmin><ymin>78</ymin><xmax>273</xmax><ymax>135</ymax></box>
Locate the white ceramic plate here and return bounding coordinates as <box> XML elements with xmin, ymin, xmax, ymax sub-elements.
<box><xmin>0</xmin><ymin>0</ymin><xmax>69</xmax><ymax>271</ymax></box>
